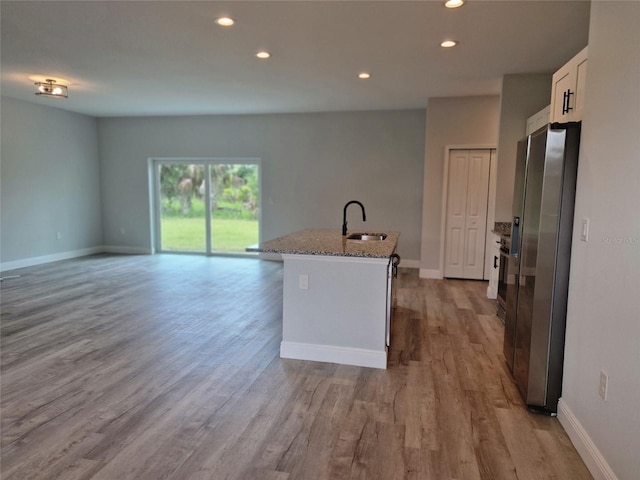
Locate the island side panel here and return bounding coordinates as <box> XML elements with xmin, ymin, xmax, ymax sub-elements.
<box><xmin>280</xmin><ymin>254</ymin><xmax>389</xmax><ymax>369</ymax></box>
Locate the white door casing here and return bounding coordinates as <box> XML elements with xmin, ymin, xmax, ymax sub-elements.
<box><xmin>444</xmin><ymin>149</ymin><xmax>491</xmax><ymax>280</ymax></box>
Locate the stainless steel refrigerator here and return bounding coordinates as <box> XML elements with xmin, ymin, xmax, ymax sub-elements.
<box><xmin>503</xmin><ymin>122</ymin><xmax>581</xmax><ymax>414</ymax></box>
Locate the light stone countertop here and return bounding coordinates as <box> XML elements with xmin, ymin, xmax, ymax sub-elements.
<box><xmin>492</xmin><ymin>221</ymin><xmax>512</xmax><ymax>237</ymax></box>
<box><xmin>247</xmin><ymin>228</ymin><xmax>399</xmax><ymax>258</ymax></box>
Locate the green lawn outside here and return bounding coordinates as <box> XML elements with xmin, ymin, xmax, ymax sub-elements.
<box><xmin>160</xmin><ymin>217</ymin><xmax>258</xmax><ymax>253</ymax></box>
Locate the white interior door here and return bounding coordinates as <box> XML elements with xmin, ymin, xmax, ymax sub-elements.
<box><xmin>444</xmin><ymin>149</ymin><xmax>491</xmax><ymax>279</ymax></box>
<box><xmin>444</xmin><ymin>151</ymin><xmax>469</xmax><ymax>279</ymax></box>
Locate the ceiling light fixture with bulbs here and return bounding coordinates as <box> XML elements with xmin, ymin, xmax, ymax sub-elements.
<box><xmin>358</xmin><ymin>72</ymin><xmax>371</xmax><ymax>79</ymax></box>
<box><xmin>34</xmin><ymin>79</ymin><xmax>68</xmax><ymax>99</ymax></box>
<box><xmin>256</xmin><ymin>51</ymin><xmax>271</xmax><ymax>59</ymax></box>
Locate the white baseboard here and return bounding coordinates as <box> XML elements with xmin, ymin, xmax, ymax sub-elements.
<box><xmin>0</xmin><ymin>245</ymin><xmax>153</xmax><ymax>273</ymax></box>
<box><xmin>280</xmin><ymin>341</ymin><xmax>387</xmax><ymax>369</ymax></box>
<box><xmin>419</xmin><ymin>268</ymin><xmax>443</xmax><ymax>279</ymax></box>
<box><xmin>0</xmin><ymin>247</ymin><xmax>104</xmax><ymax>272</ymax></box>
<box><xmin>557</xmin><ymin>399</ymin><xmax>619</xmax><ymax>480</ymax></box>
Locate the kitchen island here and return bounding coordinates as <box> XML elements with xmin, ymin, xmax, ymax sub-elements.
<box><xmin>248</xmin><ymin>229</ymin><xmax>399</xmax><ymax>369</ymax></box>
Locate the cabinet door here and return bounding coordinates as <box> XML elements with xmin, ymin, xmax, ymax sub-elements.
<box><xmin>573</xmin><ymin>54</ymin><xmax>588</xmax><ymax>121</ymax></box>
<box><xmin>550</xmin><ymin>46</ymin><xmax>588</xmax><ymax>122</ymax></box>
<box><xmin>551</xmin><ymin>67</ymin><xmax>574</xmax><ymax>123</ymax></box>
<box><xmin>526</xmin><ymin>106</ymin><xmax>551</xmax><ymax>135</ymax></box>
<box><xmin>535</xmin><ymin>106</ymin><xmax>550</xmax><ymax>130</ymax></box>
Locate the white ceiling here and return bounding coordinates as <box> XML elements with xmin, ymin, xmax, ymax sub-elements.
<box><xmin>1</xmin><ymin>0</ymin><xmax>590</xmax><ymax>117</ymax></box>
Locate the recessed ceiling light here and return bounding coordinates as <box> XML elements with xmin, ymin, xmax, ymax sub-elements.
<box><xmin>256</xmin><ymin>51</ymin><xmax>271</xmax><ymax>59</ymax></box>
<box><xmin>444</xmin><ymin>0</ymin><xmax>464</xmax><ymax>8</ymax></box>
<box><xmin>440</xmin><ymin>40</ymin><xmax>458</xmax><ymax>48</ymax></box>
<box><xmin>358</xmin><ymin>72</ymin><xmax>371</xmax><ymax>79</ymax></box>
<box><xmin>215</xmin><ymin>17</ymin><xmax>235</xmax><ymax>26</ymax></box>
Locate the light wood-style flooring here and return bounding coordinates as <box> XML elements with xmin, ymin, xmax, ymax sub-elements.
<box><xmin>1</xmin><ymin>254</ymin><xmax>592</xmax><ymax>480</ymax></box>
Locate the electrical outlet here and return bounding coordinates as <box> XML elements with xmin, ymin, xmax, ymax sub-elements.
<box><xmin>120</xmin><ymin>227</ymin><xmax>126</xmax><ymax>235</ymax></box>
<box><xmin>56</xmin><ymin>232</ymin><xmax>62</xmax><ymax>240</ymax></box>
<box><xmin>599</xmin><ymin>370</ymin><xmax>608</xmax><ymax>400</ymax></box>
<box><xmin>298</xmin><ymin>274</ymin><xmax>309</xmax><ymax>290</ymax></box>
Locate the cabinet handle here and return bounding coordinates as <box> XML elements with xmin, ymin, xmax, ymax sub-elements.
<box><xmin>493</xmin><ymin>255</ymin><xmax>498</xmax><ymax>269</ymax></box>
<box><xmin>562</xmin><ymin>89</ymin><xmax>574</xmax><ymax>114</ymax></box>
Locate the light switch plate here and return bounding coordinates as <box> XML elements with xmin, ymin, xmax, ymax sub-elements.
<box><xmin>298</xmin><ymin>274</ymin><xmax>309</xmax><ymax>290</ymax></box>
<box><xmin>580</xmin><ymin>218</ymin><xmax>590</xmax><ymax>242</ymax></box>
<box><xmin>599</xmin><ymin>370</ymin><xmax>608</xmax><ymax>400</ymax></box>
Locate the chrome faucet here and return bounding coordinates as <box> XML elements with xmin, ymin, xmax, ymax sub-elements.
<box><xmin>342</xmin><ymin>200</ymin><xmax>366</xmax><ymax>236</ymax></box>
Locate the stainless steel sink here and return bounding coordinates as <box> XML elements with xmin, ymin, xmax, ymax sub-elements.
<box><xmin>346</xmin><ymin>232</ymin><xmax>387</xmax><ymax>241</ymax></box>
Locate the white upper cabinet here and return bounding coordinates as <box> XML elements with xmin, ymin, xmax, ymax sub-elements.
<box><xmin>550</xmin><ymin>46</ymin><xmax>588</xmax><ymax>123</ymax></box>
<box><xmin>526</xmin><ymin>105</ymin><xmax>550</xmax><ymax>135</ymax></box>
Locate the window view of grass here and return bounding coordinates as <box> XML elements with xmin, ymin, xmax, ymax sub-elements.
<box><xmin>159</xmin><ymin>163</ymin><xmax>259</xmax><ymax>253</ymax></box>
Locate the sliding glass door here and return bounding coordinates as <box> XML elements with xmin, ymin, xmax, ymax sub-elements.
<box><xmin>157</xmin><ymin>163</ymin><xmax>207</xmax><ymax>253</ymax></box>
<box><xmin>208</xmin><ymin>164</ymin><xmax>260</xmax><ymax>253</ymax></box>
<box><xmin>154</xmin><ymin>160</ymin><xmax>259</xmax><ymax>255</ymax></box>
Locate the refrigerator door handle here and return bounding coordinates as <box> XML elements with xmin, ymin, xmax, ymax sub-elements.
<box><xmin>511</xmin><ymin>216</ymin><xmax>520</xmax><ymax>258</ymax></box>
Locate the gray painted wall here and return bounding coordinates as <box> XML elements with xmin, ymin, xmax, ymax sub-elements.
<box><xmin>562</xmin><ymin>2</ymin><xmax>640</xmax><ymax>479</ymax></box>
<box><xmin>0</xmin><ymin>96</ymin><xmax>102</xmax><ymax>264</ymax></box>
<box><xmin>419</xmin><ymin>96</ymin><xmax>500</xmax><ymax>272</ymax></box>
<box><xmin>494</xmin><ymin>74</ymin><xmax>553</xmax><ymax>222</ymax></box>
<box><xmin>97</xmin><ymin>110</ymin><xmax>426</xmax><ymax>262</ymax></box>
